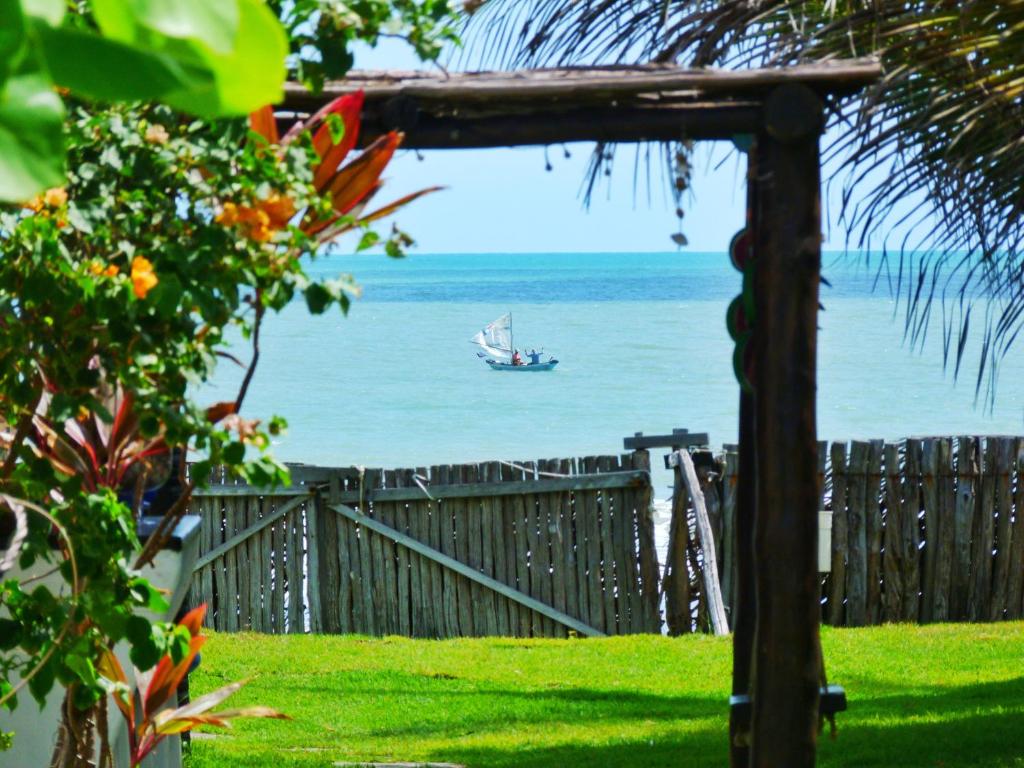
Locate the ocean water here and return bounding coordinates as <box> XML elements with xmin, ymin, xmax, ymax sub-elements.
<box><xmin>201</xmin><ymin>251</ymin><xmax>1024</xmax><ymax>498</ymax></box>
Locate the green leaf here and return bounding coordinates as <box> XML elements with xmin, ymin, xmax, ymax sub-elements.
<box><xmin>0</xmin><ymin>70</ymin><xmax>65</xmax><ymax>201</ymax></box>
<box><xmin>22</xmin><ymin>0</ymin><xmax>65</xmax><ymax>25</ymax></box>
<box><xmin>65</xmin><ymin>652</ymin><xmax>99</xmax><ymax>688</ymax></box>
<box><xmin>33</xmin><ymin>22</ymin><xmax>194</xmax><ymax>104</ymax></box>
<box><xmin>28</xmin><ymin>656</ymin><xmax>55</xmax><ymax>706</ymax></box>
<box><xmin>0</xmin><ymin>618</ymin><xmax>20</xmax><ymax>650</ymax></box>
<box><xmin>95</xmin><ymin>0</ymin><xmax>240</xmax><ymax>55</ymax></box>
<box><xmin>0</xmin><ymin>1</ymin><xmax>26</xmax><ymax>82</ymax></box>
<box><xmin>161</xmin><ymin>0</ymin><xmax>287</xmax><ymax>116</ymax></box>
<box><xmin>304</xmin><ymin>282</ymin><xmax>331</xmax><ymax>314</ymax></box>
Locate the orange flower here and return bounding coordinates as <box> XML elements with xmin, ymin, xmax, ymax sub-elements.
<box><xmin>131</xmin><ymin>256</ymin><xmax>158</xmax><ymax>299</ymax></box>
<box><xmin>89</xmin><ymin>261</ymin><xmax>120</xmax><ymax>278</ymax></box>
<box><xmin>23</xmin><ymin>196</ymin><xmax>44</xmax><ymax>213</ymax></box>
<box><xmin>258</xmin><ymin>194</ymin><xmax>295</xmax><ymax>228</ymax></box>
<box><xmin>43</xmin><ymin>187</ymin><xmax>67</xmax><ymax>208</ymax></box>
<box><xmin>145</xmin><ymin>124</ymin><xmax>170</xmax><ymax>145</ymax></box>
<box><xmin>105</xmin><ymin>265</ymin><xmax>119</xmax><ymax>277</ymax></box>
<box><xmin>215</xmin><ymin>201</ymin><xmax>240</xmax><ymax>227</ymax></box>
<box><xmin>88</xmin><ymin>261</ymin><xmax>104</xmax><ymax>276</ymax></box>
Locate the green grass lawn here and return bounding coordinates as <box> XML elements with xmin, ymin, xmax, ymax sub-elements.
<box><xmin>183</xmin><ymin>623</ymin><xmax>1024</xmax><ymax>768</ymax></box>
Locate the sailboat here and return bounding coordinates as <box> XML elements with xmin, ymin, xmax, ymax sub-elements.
<box><xmin>470</xmin><ymin>313</ymin><xmax>559</xmax><ymax>371</ymax></box>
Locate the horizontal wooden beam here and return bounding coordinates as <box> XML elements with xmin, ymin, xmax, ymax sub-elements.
<box><xmin>192</xmin><ymin>469</ymin><xmax>649</xmax><ymax>503</ymax></box>
<box><xmin>284</xmin><ymin>60</ymin><xmax>882</xmax><ymax>107</ymax></box>
<box><xmin>329</xmin><ymin>503</ymin><xmax>605</xmax><ymax>637</ymax></box>
<box><xmin>624</xmin><ymin>430</ymin><xmax>710</xmax><ymax>450</ymax></box>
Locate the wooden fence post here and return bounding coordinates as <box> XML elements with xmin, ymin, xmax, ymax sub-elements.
<box><xmin>749</xmin><ymin>83</ymin><xmax>824</xmax><ymax>768</ymax></box>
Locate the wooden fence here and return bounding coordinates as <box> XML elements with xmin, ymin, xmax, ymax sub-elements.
<box><xmin>667</xmin><ymin>436</ymin><xmax>1024</xmax><ymax>632</ymax></box>
<box><xmin>186</xmin><ymin>453</ymin><xmax>661</xmax><ymax>637</ymax></box>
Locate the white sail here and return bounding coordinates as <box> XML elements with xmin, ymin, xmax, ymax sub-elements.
<box><xmin>470</xmin><ymin>313</ymin><xmax>513</xmax><ymax>362</ymax></box>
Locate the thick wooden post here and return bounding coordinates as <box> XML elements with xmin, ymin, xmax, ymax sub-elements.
<box><xmin>749</xmin><ymin>84</ymin><xmax>824</xmax><ymax>768</ymax></box>
<box><xmin>730</xmin><ymin>144</ymin><xmax>759</xmax><ymax>768</ymax></box>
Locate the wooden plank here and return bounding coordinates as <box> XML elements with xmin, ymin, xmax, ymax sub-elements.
<box><xmin>633</xmin><ymin>451</ymin><xmax>660</xmax><ymax>632</ymax></box>
<box><xmin>327</xmin><ymin>471</ymin><xmax>651</xmax><ymax>503</ymax></box>
<box><xmin>358</xmin><ymin>469</ymin><xmax>380</xmax><ymax>635</ymax></box>
<box><xmin>490</xmin><ymin>461</ymin><xmax>513</xmax><ymax>634</ymax></box>
<box><xmin>328</xmin><ymin>473</ymin><xmax>351</xmax><ymax>634</ymax></box>
<box><xmin>596</xmin><ymin>457</ymin><xmax>619</xmax><ymax>634</ymax></box>
<box><xmin>345</xmin><ymin>476</ymin><xmax>367</xmax><ymax>634</ymax></box>
<box><xmin>919</xmin><ymin>438</ymin><xmax>940</xmax><ymax>623</ymax></box>
<box><xmin>900</xmin><ymin>439</ymin><xmax>923</xmax><ymax>622</ymax></box>
<box><xmin>882</xmin><ymin>443</ymin><xmax>903</xmax><ymax>622</ymax></box>
<box><xmin>451</xmin><ymin>465</ymin><xmax>475</xmax><ymax>636</ymax></box>
<box><xmin>523</xmin><ymin>461</ymin><xmax>550</xmax><ymax>636</ymax></box>
<box><xmin>865</xmin><ymin>440</ymin><xmax>884</xmax><ymax>624</ymax></box>
<box><xmin>951</xmin><ymin>437</ymin><xmax>977</xmax><ymax>621</ymax></box>
<box><xmin>328</xmin><ymin>503</ymin><xmax>605</xmax><ymax>637</ymax></box>
<box><xmin>437</xmin><ymin>465</ymin><xmax>463</xmax><ymax>636</ymax></box>
<box><xmin>431</xmin><ymin>465</ymin><xmax>456</xmax><ymax>637</ymax></box>
<box><xmin>271</xmin><ymin>508</ymin><xmax>285</xmax><ymax>633</ymax></box>
<box><xmin>245</xmin><ymin>497</ymin><xmax>262</xmax><ymax>631</ymax></box>
<box><xmin>845</xmin><ymin>441</ymin><xmax>870</xmax><ymax>626</ymax></box>
<box><xmin>379</xmin><ymin>470</ymin><xmax>400</xmax><ymax>636</ymax></box>
<box><xmin>212</xmin><ymin>500</ymin><xmax>229</xmax><ymax>631</ymax></box>
<box><xmin>394</xmin><ymin>470</ymin><xmax>414</xmax><ymax>636</ymax></box>
<box><xmin>581</xmin><ymin>456</ymin><xmax>606</xmax><ymax>634</ymax></box>
<box><xmin>665</xmin><ymin>464</ymin><xmax>691</xmax><ymax>635</ymax></box>
<box><xmin>827</xmin><ymin>442</ymin><xmax>848</xmax><ymax>626</ymax></box>
<box><xmin>236</xmin><ymin>497</ymin><xmax>252</xmax><ymax>629</ymax></box>
<box><xmin>1007</xmin><ymin>441</ymin><xmax>1024</xmax><ymax>620</ymax></box>
<box><xmin>224</xmin><ymin>496</ymin><xmax>240</xmax><ymax>632</ymax></box>
<box><xmin>405</xmin><ymin>468</ymin><xmax>426</xmax><ymax>637</ymax></box>
<box><xmin>260</xmin><ymin>498</ymin><xmax>274</xmax><ymax>632</ymax></box>
<box><xmin>199</xmin><ymin>497</ymin><xmax>216</xmax><ymax>630</ymax></box>
<box><xmin>933</xmin><ymin>438</ymin><xmax>956</xmax><ymax>622</ymax></box>
<box><xmin>990</xmin><ymin>437</ymin><xmax>1015</xmax><ymax>620</ymax></box>
<box><xmin>970</xmin><ymin>440</ymin><xmax>996</xmax><ymax>621</ymax></box>
<box><xmin>720</xmin><ymin>450</ymin><xmax>739</xmax><ymax>619</ymax></box>
<box><xmin>516</xmin><ymin>461</ymin><xmax>541</xmax><ymax>636</ymax></box>
<box><xmin>541</xmin><ymin>459</ymin><xmax>568</xmax><ymax>637</ymax></box>
<box><xmin>611</xmin><ymin>454</ymin><xmax>641</xmax><ymax>633</ymax></box>
<box><xmin>287</xmin><ymin>503</ymin><xmax>304</xmax><ymax>633</ymax></box>
<box><xmin>556</xmin><ymin>458</ymin><xmax>579</xmax><ymax>631</ymax></box>
<box><xmin>418</xmin><ymin>466</ymin><xmax>439</xmax><ymax>637</ymax></box>
<box><xmin>670</xmin><ymin>450</ymin><xmax>728</xmax><ymax>635</ymax></box>
<box><xmin>498</xmin><ymin>462</ymin><xmax>523</xmax><ymax>635</ymax></box>
<box><xmin>478</xmin><ymin>461</ymin><xmax>501</xmax><ymax>635</ymax></box>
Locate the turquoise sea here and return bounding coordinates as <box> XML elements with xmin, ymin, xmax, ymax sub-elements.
<box><xmin>202</xmin><ymin>252</ymin><xmax>1024</xmax><ymax>498</ymax></box>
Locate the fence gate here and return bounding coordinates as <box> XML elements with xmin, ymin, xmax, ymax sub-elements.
<box><xmin>188</xmin><ymin>453</ymin><xmax>661</xmax><ymax>638</ymax></box>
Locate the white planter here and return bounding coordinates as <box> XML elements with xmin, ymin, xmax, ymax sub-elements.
<box><xmin>1</xmin><ymin>515</ymin><xmax>201</xmax><ymax>768</ymax></box>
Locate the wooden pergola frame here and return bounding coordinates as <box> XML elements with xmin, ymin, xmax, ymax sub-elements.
<box><xmin>282</xmin><ymin>59</ymin><xmax>881</xmax><ymax>768</ymax></box>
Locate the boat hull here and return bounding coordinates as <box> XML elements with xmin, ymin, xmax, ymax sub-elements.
<box><xmin>485</xmin><ymin>359</ymin><xmax>559</xmax><ymax>371</ymax></box>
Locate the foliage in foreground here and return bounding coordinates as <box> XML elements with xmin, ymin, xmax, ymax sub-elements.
<box><xmin>184</xmin><ymin>623</ymin><xmax>1024</xmax><ymax>768</ymax></box>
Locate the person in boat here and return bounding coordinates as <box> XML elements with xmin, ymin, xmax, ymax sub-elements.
<box><xmin>527</xmin><ymin>348</ymin><xmax>541</xmax><ymax>365</ymax></box>
<box><xmin>511</xmin><ymin>349</ymin><xmax>523</xmax><ymax>366</ymax></box>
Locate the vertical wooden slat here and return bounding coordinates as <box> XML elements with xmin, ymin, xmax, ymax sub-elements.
<box><xmin>610</xmin><ymin>454</ymin><xmax>641</xmax><ymax>633</ymax></box>
<box><xmin>287</xmin><ymin>502</ymin><xmax>303</xmax><ymax>633</ymax></box>
<box><xmin>931</xmin><ymin>438</ymin><xmax>956</xmax><ymax>622</ymax></box>
<box><xmin>845</xmin><ymin>440</ymin><xmax>869</xmax><ymax>626</ymax></box>
<box><xmin>919</xmin><ymin>439</ymin><xmax>940</xmax><ymax>622</ymax></box>
<box><xmin>344</xmin><ymin>478</ymin><xmax>366</xmax><ymax>634</ymax></box>
<box><xmin>330</xmin><ymin>474</ymin><xmax>352</xmax><ymax>634</ymax></box>
<box><xmin>270</xmin><ymin>507</ymin><xmax>285</xmax><ymax>633</ymax></box>
<box><xmin>508</xmin><ymin>461</ymin><xmax>534</xmax><ymax>636</ymax></box>
<box><xmin>223</xmin><ymin>496</ymin><xmax>240</xmax><ymax>632</ymax></box>
<box><xmin>247</xmin><ymin>497</ymin><xmax>263</xmax><ymax>631</ymax></box>
<box><xmin>951</xmin><ymin>437</ymin><xmax>977</xmax><ymax>621</ymax></box>
<box><xmin>236</xmin><ymin>497</ymin><xmax>252</xmax><ymax>629</ymax></box>
<box><xmin>581</xmin><ymin>456</ymin><xmax>607</xmax><ymax>634</ymax></box>
<box><xmin>380</xmin><ymin>470</ymin><xmax>401</xmax><ymax>635</ymax></box>
<box><xmin>200</xmin><ymin>497</ymin><xmax>216</xmax><ymax>629</ymax></box>
<box><xmin>437</xmin><ymin>465</ymin><xmax>462</xmax><ymax>636</ymax></box>
<box><xmin>212</xmin><ymin>501</ymin><xmax>229</xmax><ymax>631</ymax></box>
<box><xmin>260</xmin><ymin>497</ymin><xmax>274</xmax><ymax>632</ymax></box>
<box><xmin>900</xmin><ymin>439</ymin><xmax>923</xmax><ymax>622</ymax></box>
<box><xmin>1006</xmin><ymin>441</ymin><xmax>1024</xmax><ymax>620</ymax></box>
<box><xmin>483</xmin><ymin>462</ymin><xmax>507</xmax><ymax>638</ymax></box>
<box><xmin>401</xmin><ymin>469</ymin><xmax>421</xmax><ymax>637</ymax></box>
<box><xmin>358</xmin><ymin>469</ymin><xmax>380</xmax><ymax>635</ymax></box>
<box><xmin>665</xmin><ymin>464</ymin><xmax>691</xmax><ymax>635</ymax></box>
<box><xmin>970</xmin><ymin>439</ymin><xmax>996</xmax><ymax>621</ymax></box>
<box><xmin>538</xmin><ymin>459</ymin><xmax>566</xmax><ymax>637</ymax></box>
<box><xmin>882</xmin><ymin>443</ymin><xmax>903</xmax><ymax>622</ymax></box>
<box><xmin>557</xmin><ymin>458</ymin><xmax>580</xmax><ymax>629</ymax></box>
<box><xmin>864</xmin><ymin>440</ymin><xmax>884</xmax><ymax>624</ymax></box>
<box><xmin>596</xmin><ymin>458</ymin><xmax>619</xmax><ymax>634</ymax></box>
<box><xmin>634</xmin><ymin>450</ymin><xmax>660</xmax><ymax>632</ymax></box>
<box><xmin>393</xmin><ymin>470</ymin><xmax>413</xmax><ymax>637</ymax></box>
<box><xmin>990</xmin><ymin>437</ymin><xmax>1015</xmax><ymax>620</ymax></box>
<box><xmin>720</xmin><ymin>450</ymin><xmax>739</xmax><ymax>619</ymax></box>
<box><xmin>827</xmin><ymin>442</ymin><xmax>848</xmax><ymax>626</ymax></box>
<box><xmin>316</xmin><ymin>480</ymin><xmax>341</xmax><ymax>634</ymax></box>
<box><xmin>498</xmin><ymin>462</ymin><xmax>523</xmax><ymax>634</ymax></box>
<box><xmin>522</xmin><ymin>461</ymin><xmax>548</xmax><ymax>636</ymax></box>
<box><xmin>451</xmin><ymin>464</ymin><xmax>475</xmax><ymax>636</ymax></box>
<box><xmin>415</xmin><ymin>466</ymin><xmax>437</xmax><ymax>637</ymax></box>
<box><xmin>432</xmin><ymin>465</ymin><xmax>457</xmax><ymax>637</ymax></box>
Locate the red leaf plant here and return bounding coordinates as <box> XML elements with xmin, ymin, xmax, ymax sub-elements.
<box><xmin>30</xmin><ymin>384</ymin><xmax>169</xmax><ymax>494</ymax></box>
<box><xmin>227</xmin><ymin>91</ymin><xmax>441</xmax><ymax>245</ymax></box>
<box><xmin>99</xmin><ymin>604</ymin><xmax>288</xmax><ymax>767</ymax></box>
